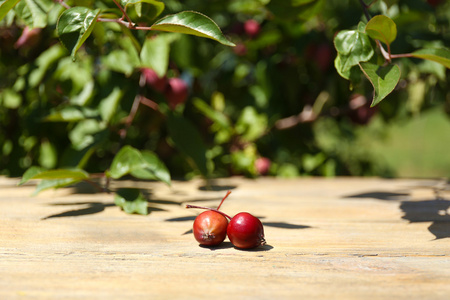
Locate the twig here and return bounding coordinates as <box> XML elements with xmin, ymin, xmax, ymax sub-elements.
<box><xmin>55</xmin><ymin>0</ymin><xmax>70</xmax><ymax>9</ymax></box>
<box><xmin>140</xmin><ymin>96</ymin><xmax>159</xmax><ymax>111</ymax></box>
<box><xmin>359</xmin><ymin>0</ymin><xmax>371</xmax><ymax>21</ymax></box>
<box><xmin>119</xmin><ymin>95</ymin><xmax>141</xmax><ymax>140</ymax></box>
<box><xmin>112</xmin><ymin>0</ymin><xmax>135</xmax><ymax>27</ymax></box>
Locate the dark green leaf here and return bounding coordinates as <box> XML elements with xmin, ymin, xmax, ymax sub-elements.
<box><xmin>411</xmin><ymin>48</ymin><xmax>450</xmax><ymax>69</ymax></box>
<box><xmin>166</xmin><ymin>112</ymin><xmax>209</xmax><ymax>176</ymax></box>
<box><xmin>57</xmin><ymin>7</ymin><xmax>101</xmax><ymax>60</ymax></box>
<box><xmin>151</xmin><ymin>11</ymin><xmax>235</xmax><ymax>47</ymax></box>
<box><xmin>114</xmin><ymin>188</ymin><xmax>148</xmax><ymax>215</ymax></box>
<box><xmin>365</xmin><ymin>15</ymin><xmax>397</xmax><ymax>46</ymax></box>
<box><xmin>334</xmin><ymin>30</ymin><xmax>374</xmax><ymax>74</ymax></box>
<box><xmin>359</xmin><ymin>62</ymin><xmax>401</xmax><ymax>107</ymax></box>
<box><xmin>0</xmin><ymin>0</ymin><xmax>20</xmax><ymax>22</ymax></box>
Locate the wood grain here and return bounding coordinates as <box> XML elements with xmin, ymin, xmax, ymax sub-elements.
<box><xmin>1</xmin><ymin>177</ymin><xmax>449</xmax><ymax>299</ymax></box>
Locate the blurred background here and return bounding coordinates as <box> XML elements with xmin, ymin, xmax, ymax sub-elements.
<box><xmin>1</xmin><ymin>0</ymin><xmax>449</xmax><ymax>180</ymax></box>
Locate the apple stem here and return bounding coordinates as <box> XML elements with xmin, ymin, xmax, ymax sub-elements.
<box><xmin>217</xmin><ymin>190</ymin><xmax>231</xmax><ymax>210</ymax></box>
<box><xmin>185</xmin><ymin>204</ymin><xmax>232</xmax><ymax>220</ymax></box>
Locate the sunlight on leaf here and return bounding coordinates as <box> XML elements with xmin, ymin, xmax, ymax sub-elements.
<box><xmin>57</xmin><ymin>7</ymin><xmax>101</xmax><ymax>60</ymax></box>
<box><xmin>412</xmin><ymin>48</ymin><xmax>450</xmax><ymax>69</ymax></box>
<box><xmin>365</xmin><ymin>15</ymin><xmax>397</xmax><ymax>46</ymax></box>
<box><xmin>151</xmin><ymin>11</ymin><xmax>235</xmax><ymax>46</ymax></box>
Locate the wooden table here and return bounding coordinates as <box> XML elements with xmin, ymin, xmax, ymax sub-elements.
<box><xmin>1</xmin><ymin>176</ymin><xmax>449</xmax><ymax>299</ymax></box>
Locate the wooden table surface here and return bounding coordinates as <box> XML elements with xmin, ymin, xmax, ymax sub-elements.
<box><xmin>1</xmin><ymin>176</ymin><xmax>449</xmax><ymax>299</ymax></box>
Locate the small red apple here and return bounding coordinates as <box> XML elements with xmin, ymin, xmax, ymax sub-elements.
<box><xmin>233</xmin><ymin>43</ymin><xmax>248</xmax><ymax>56</ymax></box>
<box><xmin>255</xmin><ymin>157</ymin><xmax>271</xmax><ymax>175</ymax></box>
<box><xmin>165</xmin><ymin>77</ymin><xmax>188</xmax><ymax>110</ymax></box>
<box><xmin>141</xmin><ymin>68</ymin><xmax>167</xmax><ymax>93</ymax></box>
<box><xmin>244</xmin><ymin>20</ymin><xmax>260</xmax><ymax>38</ymax></box>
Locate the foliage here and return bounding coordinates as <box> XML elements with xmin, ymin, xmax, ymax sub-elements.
<box><xmin>1</xmin><ymin>0</ymin><xmax>449</xmax><ymax>214</ymax></box>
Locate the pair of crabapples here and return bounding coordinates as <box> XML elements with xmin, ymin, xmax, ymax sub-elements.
<box><xmin>187</xmin><ymin>191</ymin><xmax>266</xmax><ymax>249</ymax></box>
<box><xmin>141</xmin><ymin>68</ymin><xmax>188</xmax><ymax>110</ymax></box>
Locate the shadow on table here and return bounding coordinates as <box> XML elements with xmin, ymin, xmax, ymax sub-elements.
<box><xmin>199</xmin><ymin>241</ymin><xmax>274</xmax><ymax>252</ymax></box>
<box><xmin>400</xmin><ymin>199</ymin><xmax>450</xmax><ymax>240</ymax></box>
<box><xmin>343</xmin><ymin>191</ymin><xmax>450</xmax><ymax>240</ymax></box>
<box><xmin>40</xmin><ymin>195</ymin><xmax>181</xmax><ymax>219</ymax></box>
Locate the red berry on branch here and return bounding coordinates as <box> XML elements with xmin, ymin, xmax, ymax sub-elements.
<box><xmin>255</xmin><ymin>157</ymin><xmax>271</xmax><ymax>175</ymax></box>
<box><xmin>165</xmin><ymin>77</ymin><xmax>188</xmax><ymax>110</ymax></box>
<box><xmin>244</xmin><ymin>20</ymin><xmax>260</xmax><ymax>38</ymax></box>
<box><xmin>141</xmin><ymin>68</ymin><xmax>167</xmax><ymax>93</ymax></box>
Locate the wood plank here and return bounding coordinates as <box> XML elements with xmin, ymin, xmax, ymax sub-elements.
<box><xmin>0</xmin><ymin>177</ymin><xmax>449</xmax><ymax>299</ymax></box>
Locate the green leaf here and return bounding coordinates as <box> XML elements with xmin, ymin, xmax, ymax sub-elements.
<box><xmin>57</xmin><ymin>7</ymin><xmax>101</xmax><ymax>60</ymax></box>
<box><xmin>39</xmin><ymin>140</ymin><xmax>57</xmax><ymax>169</ymax></box>
<box><xmin>0</xmin><ymin>0</ymin><xmax>21</xmax><ymax>22</ymax></box>
<box><xmin>69</xmin><ymin>119</ymin><xmax>107</xmax><ymax>151</ymax></box>
<box><xmin>359</xmin><ymin>62</ymin><xmax>401</xmax><ymax>107</ymax></box>
<box><xmin>33</xmin><ymin>178</ymin><xmax>82</xmax><ymax>195</ymax></box>
<box><xmin>20</xmin><ymin>167</ymin><xmax>89</xmax><ymax>192</ymax></box>
<box><xmin>140</xmin><ymin>34</ymin><xmax>177</xmax><ymax>77</ymax></box>
<box><xmin>44</xmin><ymin>106</ymin><xmax>99</xmax><ymax>122</ymax></box>
<box><xmin>193</xmin><ymin>98</ymin><xmax>231</xmax><ymax>128</ymax></box>
<box><xmin>365</xmin><ymin>15</ymin><xmax>397</xmax><ymax>46</ymax></box>
<box><xmin>0</xmin><ymin>88</ymin><xmax>22</xmax><ymax>109</ymax></box>
<box><xmin>98</xmin><ymin>87</ymin><xmax>123</xmax><ymax>123</ymax></box>
<box><xmin>70</xmin><ymin>80</ymin><xmax>95</xmax><ymax>106</ymax></box>
<box><xmin>151</xmin><ymin>11</ymin><xmax>235</xmax><ymax>47</ymax></box>
<box><xmin>411</xmin><ymin>48</ymin><xmax>450</xmax><ymax>69</ymax></box>
<box><xmin>334</xmin><ymin>30</ymin><xmax>374</xmax><ymax>74</ymax></box>
<box><xmin>102</xmin><ymin>50</ymin><xmax>136</xmax><ymax>76</ymax></box>
<box><xmin>14</xmin><ymin>0</ymin><xmax>53</xmax><ymax>28</ymax></box>
<box><xmin>29</xmin><ymin>44</ymin><xmax>66</xmax><ymax>88</ymax></box>
<box><xmin>114</xmin><ymin>188</ymin><xmax>148</xmax><ymax>215</ymax></box>
<box><xmin>166</xmin><ymin>112</ymin><xmax>209</xmax><ymax>176</ymax></box>
<box><xmin>19</xmin><ymin>166</ymin><xmax>47</xmax><ymax>185</ymax></box>
<box><xmin>109</xmin><ymin>146</ymin><xmax>171</xmax><ymax>185</ymax></box>
<box><xmin>235</xmin><ymin>106</ymin><xmax>268</xmax><ymax>142</ymax></box>
<box><xmin>29</xmin><ymin>168</ymin><xmax>90</xmax><ymax>180</ymax></box>
<box><xmin>130</xmin><ymin>151</ymin><xmax>171</xmax><ymax>185</ymax></box>
<box><xmin>109</xmin><ymin>145</ymin><xmax>142</xmax><ymax>179</ymax></box>
<box><xmin>121</xmin><ymin>0</ymin><xmax>164</xmax><ymax>22</ymax></box>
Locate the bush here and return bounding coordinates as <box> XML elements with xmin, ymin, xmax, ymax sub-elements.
<box><xmin>1</xmin><ymin>1</ymin><xmax>449</xmax><ymax>211</ymax></box>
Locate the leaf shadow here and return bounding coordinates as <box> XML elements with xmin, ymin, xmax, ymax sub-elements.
<box><xmin>42</xmin><ymin>202</ymin><xmax>114</xmax><ymax>220</ymax></box>
<box><xmin>376</xmin><ymin>64</ymin><xmax>395</xmax><ymax>80</ymax></box>
<box><xmin>400</xmin><ymin>199</ymin><xmax>450</xmax><ymax>240</ymax></box>
<box><xmin>343</xmin><ymin>190</ymin><xmax>450</xmax><ymax>240</ymax></box>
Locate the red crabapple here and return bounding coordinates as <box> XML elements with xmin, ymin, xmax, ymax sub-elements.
<box><xmin>227</xmin><ymin>212</ymin><xmax>266</xmax><ymax>249</ymax></box>
<box><xmin>165</xmin><ymin>77</ymin><xmax>188</xmax><ymax>110</ymax></box>
<box><xmin>192</xmin><ymin>210</ymin><xmax>228</xmax><ymax>246</ymax></box>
